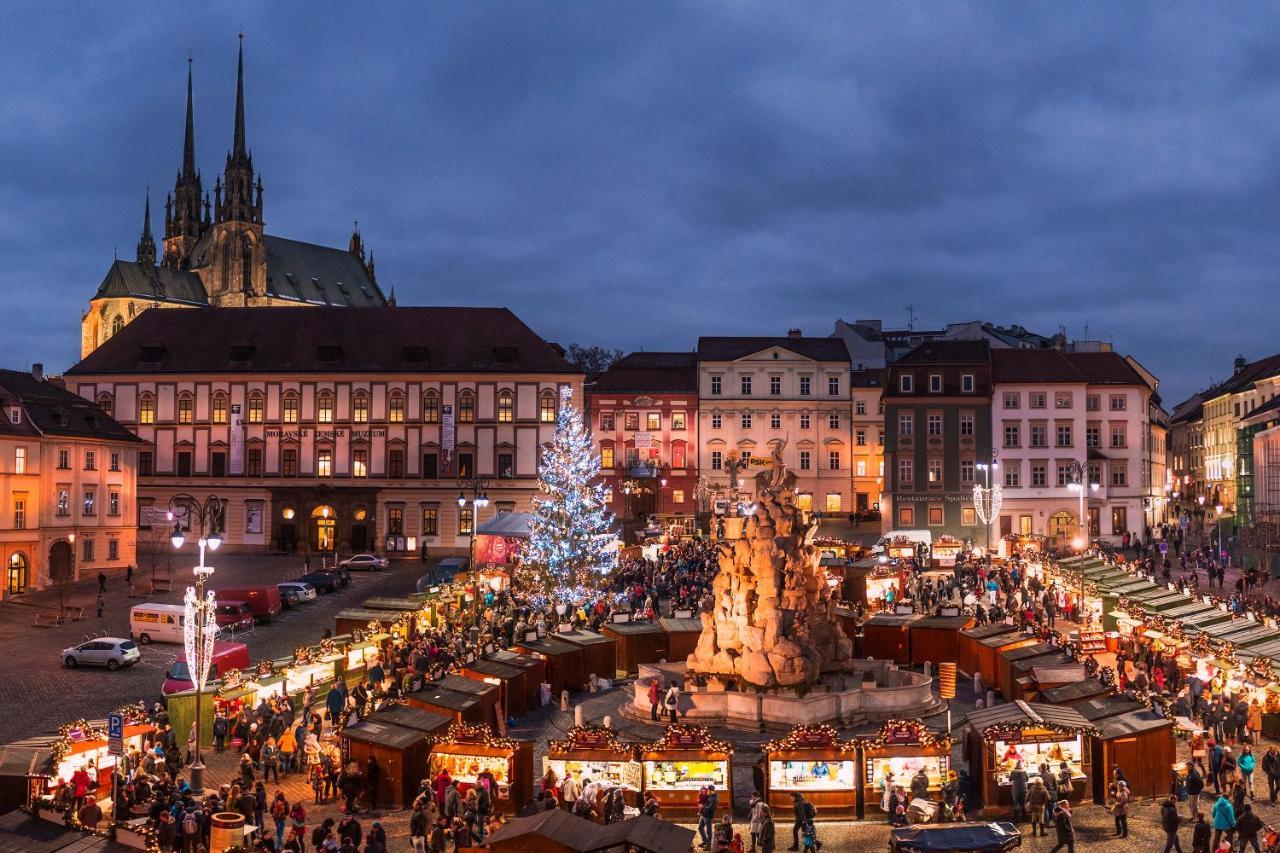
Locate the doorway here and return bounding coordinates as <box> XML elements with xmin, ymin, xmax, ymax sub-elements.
<box><xmin>350</xmin><ymin>524</ymin><xmax>368</xmax><ymax>553</ymax></box>
<box><xmin>1048</xmin><ymin>511</ymin><xmax>1077</xmax><ymax>547</ymax></box>
<box><xmin>48</xmin><ymin>540</ymin><xmax>73</xmax><ymax>587</ymax></box>
<box><xmin>6</xmin><ymin>553</ymin><xmax>27</xmax><ymax>595</ymax></box>
<box><xmin>312</xmin><ymin>505</ymin><xmax>336</xmax><ymax>552</ymax></box>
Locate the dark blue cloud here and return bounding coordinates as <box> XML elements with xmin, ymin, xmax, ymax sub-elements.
<box><xmin>2</xmin><ymin>2</ymin><xmax>1278</xmax><ymax>403</ymax></box>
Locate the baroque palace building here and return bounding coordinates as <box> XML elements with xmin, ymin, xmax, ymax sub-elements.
<box><xmin>82</xmin><ymin>38</ymin><xmax>387</xmax><ymax>358</ymax></box>
<box><xmin>66</xmin><ymin>307</ymin><xmax>581</xmax><ymax>557</ymax></box>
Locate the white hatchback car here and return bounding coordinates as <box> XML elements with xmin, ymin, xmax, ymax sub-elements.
<box><xmin>62</xmin><ymin>637</ymin><xmax>141</xmax><ymax>671</ymax></box>
<box><xmin>340</xmin><ymin>553</ymin><xmax>389</xmax><ymax>571</ymax></box>
<box><xmin>278</xmin><ymin>581</ymin><xmax>318</xmax><ymax>603</ymax></box>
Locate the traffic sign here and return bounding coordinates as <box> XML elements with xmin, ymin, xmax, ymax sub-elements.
<box><xmin>107</xmin><ymin>713</ymin><xmax>123</xmax><ymax>756</ymax></box>
<box><xmin>1159</xmin><ymin>542</ymin><xmax>1169</xmax><ymax>554</ymax></box>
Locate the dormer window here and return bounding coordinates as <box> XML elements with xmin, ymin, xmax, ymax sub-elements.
<box><xmin>8</xmin><ymin>407</ymin><xmax>19</xmax><ymax>425</ymax></box>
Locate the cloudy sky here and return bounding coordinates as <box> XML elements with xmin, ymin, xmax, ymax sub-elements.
<box><xmin>1</xmin><ymin>3</ymin><xmax>1276</xmax><ymax>403</ymax></box>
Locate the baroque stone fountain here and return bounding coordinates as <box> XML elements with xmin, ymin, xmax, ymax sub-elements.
<box><xmin>627</xmin><ymin>450</ymin><xmax>941</xmax><ymax>728</ymax></box>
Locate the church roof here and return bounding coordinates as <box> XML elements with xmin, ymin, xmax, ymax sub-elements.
<box><xmin>92</xmin><ymin>260</ymin><xmax>208</xmax><ymax>306</ymax></box>
<box><xmin>68</xmin><ymin>306</ymin><xmax>579</xmax><ymax>376</ymax></box>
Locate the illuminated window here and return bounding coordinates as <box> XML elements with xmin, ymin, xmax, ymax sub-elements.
<box><xmin>672</xmin><ymin>489</ymin><xmax>685</xmax><ymax>504</ymax></box>
<box><xmin>928</xmin><ymin>459</ymin><xmax>942</xmax><ymax>482</ymax></box>
<box><xmin>421</xmin><ymin>505</ymin><xmax>439</xmax><ymax>536</ymax></box>
<box><xmin>353</xmin><ymin>393</ymin><xmax>369</xmax><ymax>423</ymax></box>
<box><xmin>14</xmin><ymin>447</ymin><xmax>24</xmax><ymax>474</ymax></box>
<box><xmin>601</xmin><ymin>445</ymin><xmax>614</xmax><ymax>469</ymax></box>
<box><xmin>647</xmin><ymin>412</ymin><xmax>660</xmax><ymax>431</ymax></box>
<box><xmin>540</xmin><ymin>390</ymin><xmax>557</xmax><ymax>423</ymax></box>
<box><xmin>212</xmin><ymin>394</ymin><xmax>229</xmax><ymax>424</ymax></box>
<box><xmin>317</xmin><ymin>393</ymin><xmax>334</xmax><ymax>424</ymax></box>
<box><xmin>928</xmin><ymin>505</ymin><xmax>944</xmax><ymax>526</ymax></box>
<box><xmin>458</xmin><ymin>391</ymin><xmax>475</xmax><ymax>423</ymax></box>
<box><xmin>459</xmin><ymin>507</ymin><xmax>474</xmax><ymax>536</ymax></box>
<box><xmin>672</xmin><ymin>412</ymin><xmax>686</xmax><ymax>430</ymax></box>
<box><xmin>825</xmin><ymin>493</ymin><xmax>842</xmax><ymax>513</ymax></box>
<box><xmin>139</xmin><ymin>393</ymin><xmax>155</xmax><ymax>425</ymax></box>
<box><xmin>96</xmin><ymin>392</ymin><xmax>113</xmax><ymax>418</ymax></box>
<box><xmin>423</xmin><ymin>391</ymin><xmax>440</xmax><ymax>424</ymax></box>
<box><xmin>352</xmin><ymin>448</ymin><xmax>368</xmax><ymax>478</ymax></box>
<box><xmin>247</xmin><ymin>393</ymin><xmax>263</xmax><ymax>423</ymax></box>
<box><xmin>498</xmin><ymin>390</ymin><xmax>514</xmax><ymax>423</ymax></box>
<box><xmin>283</xmin><ymin>393</ymin><xmax>299</xmax><ymax>424</ymax></box>
<box><xmin>316</xmin><ymin>448</ymin><xmax>332</xmax><ymax>477</ymax></box>
<box><xmin>177</xmin><ymin>395</ymin><xmax>193</xmax><ymax>424</ymax></box>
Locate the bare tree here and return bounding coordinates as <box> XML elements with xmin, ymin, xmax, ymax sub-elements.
<box><xmin>565</xmin><ymin>343</ymin><xmax>623</xmax><ymax>379</ymax></box>
<box><xmin>48</xmin><ymin>546</ymin><xmax>75</xmax><ymax>612</ymax></box>
<box><xmin>136</xmin><ymin>525</ymin><xmax>173</xmax><ymax>585</ymax></box>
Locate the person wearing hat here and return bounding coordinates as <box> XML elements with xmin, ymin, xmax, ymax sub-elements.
<box><xmin>365</xmin><ymin>820</ymin><xmax>387</xmax><ymax>853</ymax></box>
<box><xmin>1048</xmin><ymin>800</ymin><xmax>1074</xmax><ymax>853</ymax></box>
<box><xmin>1027</xmin><ymin>777</ymin><xmax>1049</xmax><ymax>837</ymax></box>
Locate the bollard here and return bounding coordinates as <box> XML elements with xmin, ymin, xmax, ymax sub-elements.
<box><xmin>603</xmin><ymin>715</ymin><xmax>612</xmax><ymax>729</ymax></box>
<box><xmin>574</xmin><ymin>704</ymin><xmax>583</xmax><ymax>726</ymax></box>
<box><xmin>986</xmin><ymin>689</ymin><xmax>996</xmax><ymax>707</ymax></box>
<box><xmin>973</xmin><ymin>672</ymin><xmax>982</xmax><ymax>695</ymax></box>
<box><xmin>561</xmin><ymin>690</ymin><xmax>570</xmax><ymax>712</ymax></box>
<box><xmin>923</xmin><ymin>661</ymin><xmax>932</xmax><ymax>678</ymax></box>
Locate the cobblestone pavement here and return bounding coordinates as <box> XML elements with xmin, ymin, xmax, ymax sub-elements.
<box><xmin>0</xmin><ymin>554</ymin><xmax>428</xmax><ymax>740</ymax></box>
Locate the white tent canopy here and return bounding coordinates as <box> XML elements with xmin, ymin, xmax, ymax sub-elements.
<box><xmin>476</xmin><ymin>512</ymin><xmax>534</xmax><ymax>539</ymax></box>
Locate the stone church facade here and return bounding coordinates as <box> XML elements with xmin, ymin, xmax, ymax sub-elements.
<box><xmin>81</xmin><ymin>37</ymin><xmax>387</xmax><ymax>358</ymax></box>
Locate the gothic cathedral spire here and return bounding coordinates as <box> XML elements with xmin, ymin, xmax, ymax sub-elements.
<box><xmin>136</xmin><ymin>189</ymin><xmax>156</xmax><ymax>268</ymax></box>
<box><xmin>163</xmin><ymin>55</ymin><xmax>206</xmax><ymax>268</ymax></box>
<box><xmin>217</xmin><ymin>33</ymin><xmax>261</xmax><ymax>225</ymax></box>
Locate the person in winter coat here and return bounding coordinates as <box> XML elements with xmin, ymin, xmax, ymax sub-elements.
<box><xmin>748</xmin><ymin>793</ymin><xmax>768</xmax><ymax>852</ymax></box>
<box><xmin>1236</xmin><ymin>803</ymin><xmax>1264</xmax><ymax>853</ymax></box>
<box><xmin>1211</xmin><ymin>792</ymin><xmax>1236</xmax><ymax>851</ymax></box>
<box><xmin>1186</xmin><ymin>762</ymin><xmax>1206</xmax><ymax>821</ymax></box>
<box><xmin>1160</xmin><ymin>795</ymin><xmax>1184</xmax><ymax>853</ymax></box>
<box><xmin>1048</xmin><ymin>801</ymin><xmax>1074</xmax><ymax>853</ymax></box>
<box><xmin>410</xmin><ymin>801</ymin><xmax>429</xmax><ymax>853</ymax></box>
<box><xmin>1027</xmin><ymin>778</ymin><xmax>1049</xmax><ymax>837</ymax></box>
<box><xmin>1238</xmin><ymin>746</ymin><xmax>1257</xmax><ymax>799</ymax></box>
<box><xmin>1111</xmin><ymin>780</ymin><xmax>1130</xmax><ymax>838</ymax></box>
<box><xmin>1192</xmin><ymin>812</ymin><xmax>1212</xmax><ymax>853</ymax></box>
<box><xmin>648</xmin><ymin>680</ymin><xmax>661</xmax><ymax>721</ymax></box>
<box><xmin>1010</xmin><ymin>761</ymin><xmax>1029</xmax><ymax>821</ymax></box>
<box><xmin>756</xmin><ymin>804</ymin><xmax>775</xmax><ymax>853</ymax></box>
<box><xmin>910</xmin><ymin>769</ymin><xmax>930</xmax><ymax>803</ymax></box>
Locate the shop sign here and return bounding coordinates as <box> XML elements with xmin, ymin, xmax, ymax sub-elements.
<box><xmin>634</xmin><ymin>432</ymin><xmax>654</xmax><ymax>449</ymax></box>
<box><xmin>793</xmin><ymin>729</ymin><xmax>835</xmax><ymax>748</ymax></box>
<box><xmin>667</xmin><ymin>728</ymin><xmax>705</xmax><ymax>749</ymax></box>
<box><xmin>882</xmin><ymin>721</ymin><xmax>925</xmax><ymax>745</ymax></box>
<box><xmin>573</xmin><ymin>729</ymin><xmax>614</xmax><ymax>749</ymax></box>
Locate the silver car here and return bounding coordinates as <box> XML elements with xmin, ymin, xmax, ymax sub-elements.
<box><xmin>277</xmin><ymin>581</ymin><xmax>318</xmax><ymax>603</ymax></box>
<box><xmin>340</xmin><ymin>553</ymin><xmax>389</xmax><ymax>571</ymax></box>
<box><xmin>62</xmin><ymin>637</ymin><xmax>141</xmax><ymax>671</ymax></box>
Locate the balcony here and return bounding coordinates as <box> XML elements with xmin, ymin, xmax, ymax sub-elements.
<box><xmin>627</xmin><ymin>464</ymin><xmax>661</xmax><ymax>478</ymax></box>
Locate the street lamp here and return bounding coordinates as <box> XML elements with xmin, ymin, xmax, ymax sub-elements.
<box><xmin>457</xmin><ymin>475</ymin><xmax>490</xmax><ymax>627</ymax></box>
<box><xmin>1215</xmin><ymin>503</ymin><xmax>1225</xmax><ymax>561</ymax></box>
<box><xmin>1066</xmin><ymin>461</ymin><xmax>1100</xmax><ymax>622</ymax></box>
<box><xmin>168</xmin><ymin>493</ymin><xmax>224</xmax><ymax>796</ymax></box>
<box><xmin>973</xmin><ymin>451</ymin><xmax>1000</xmax><ymax>555</ymax></box>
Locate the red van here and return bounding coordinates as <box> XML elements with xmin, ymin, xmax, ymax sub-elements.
<box><xmin>163</xmin><ymin>641</ymin><xmax>251</xmax><ymax>696</ymax></box>
<box><xmin>218</xmin><ymin>586</ymin><xmax>283</xmax><ymax>623</ymax></box>
<box><xmin>214</xmin><ymin>600</ymin><xmax>254</xmax><ymax>632</ymax></box>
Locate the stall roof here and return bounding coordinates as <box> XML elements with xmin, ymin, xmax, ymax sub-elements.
<box><xmin>0</xmin><ymin>809</ymin><xmax>135</xmax><ymax>853</ymax></box>
<box><xmin>408</xmin><ymin>685</ymin><xmax>478</xmax><ymax>714</ymax></box>
<box><xmin>658</xmin><ymin>617</ymin><xmax>703</xmax><ymax>634</ymax></box>
<box><xmin>342</xmin><ymin>718</ymin><xmax>425</xmax><ymax>750</ymax></box>
<box><xmin>554</xmin><ymin>628</ymin><xmax>615</xmax><ymax>647</ymax></box>
<box><xmin>372</xmin><ymin>705</ymin><xmax>452</xmax><ymax>734</ymax></box>
<box><xmin>487</xmin><ymin>649</ymin><xmax>545</xmax><ymax>671</ymax></box>
<box><xmin>361</xmin><ymin>595</ymin><xmax>426</xmax><ymax>611</ymax></box>
<box><xmin>485</xmin><ymin>810</ymin><xmax>695</xmax><ymax>853</ymax></box>
<box><xmin>1094</xmin><ymin>709</ymin><xmax>1174</xmax><ymax>739</ymax></box>
<box><xmin>336</xmin><ymin>607</ymin><xmax>407</xmax><ymax>623</ymax></box>
<box><xmin>890</xmin><ymin>821</ymin><xmax>1022</xmax><ymax>853</ymax></box>
<box><xmin>1073</xmin><ymin>695</ymin><xmax>1147</xmax><ymax>722</ymax></box>
<box><xmin>962</xmin><ymin>623</ymin><xmax>1019</xmax><ymax>640</ymax></box>
<box><xmin>1027</xmin><ymin>662</ymin><xmax>1086</xmax><ymax>682</ymax></box>
<box><xmin>433</xmin><ymin>674</ymin><xmax>499</xmax><ymax>700</ymax></box>
<box><xmin>1001</xmin><ymin>643</ymin><xmax>1059</xmax><ymax>663</ymax></box>
<box><xmin>966</xmin><ymin>700</ymin><xmax>1093</xmax><ymax>731</ymax></box>
<box><xmin>515</xmin><ymin>636</ymin><xmax>582</xmax><ymax>655</ymax></box>
<box><xmin>1178</xmin><ymin>609</ymin><xmax>1234</xmax><ymax>629</ymax></box>
<box><xmin>1200</xmin><ymin>618</ymin><xmax>1253</xmax><ymax>639</ymax></box>
<box><xmin>978</xmin><ymin>631</ymin><xmax>1035</xmax><ymax>649</ymax></box>
<box><xmin>476</xmin><ymin>512</ymin><xmax>533</xmax><ymax>539</ymax></box>
<box><xmin>602</xmin><ymin>620</ymin><xmax>664</xmax><ymax>636</ymax></box>
<box><xmin>464</xmin><ymin>659</ymin><xmax>524</xmax><ymax>679</ymax></box>
<box><xmin>913</xmin><ymin>615</ymin><xmax>976</xmax><ymax>630</ymax></box>
<box><xmin>1105</xmin><ymin>578</ymin><xmax>1159</xmax><ymax>595</ymax></box>
<box><xmin>1128</xmin><ymin>587</ymin><xmax>1179</xmax><ymax>602</ymax></box>
<box><xmin>864</xmin><ymin>613</ymin><xmax>924</xmax><ymax>627</ymax></box>
<box><xmin>1040</xmin><ymin>678</ymin><xmax>1111</xmax><ymax>704</ymax></box>
<box><xmin>1142</xmin><ymin>593</ymin><xmax>1194</xmax><ymax>612</ymax></box>
<box><xmin>1239</xmin><ymin>638</ymin><xmax>1280</xmax><ymax>659</ymax></box>
<box><xmin>1215</xmin><ymin>624</ymin><xmax>1275</xmax><ymax>646</ymax></box>
<box><xmin>1162</xmin><ymin>602</ymin><xmax>1216</xmax><ymax>620</ymax></box>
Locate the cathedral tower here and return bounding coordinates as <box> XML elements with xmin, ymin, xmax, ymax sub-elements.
<box><xmin>162</xmin><ymin>57</ymin><xmax>206</xmax><ymax>269</ymax></box>
<box><xmin>136</xmin><ymin>190</ymin><xmax>156</xmax><ymax>268</ymax></box>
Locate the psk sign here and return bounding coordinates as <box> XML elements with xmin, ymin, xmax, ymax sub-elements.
<box><xmin>107</xmin><ymin>712</ymin><xmax>123</xmax><ymax>756</ymax></box>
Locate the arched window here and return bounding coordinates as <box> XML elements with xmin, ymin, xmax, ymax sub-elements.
<box><xmin>211</xmin><ymin>392</ymin><xmax>229</xmax><ymax>424</ymax></box>
<box><xmin>497</xmin><ymin>390</ymin><xmax>514</xmax><ymax>423</ymax></box>
<box><xmin>388</xmin><ymin>390</ymin><xmax>405</xmax><ymax>423</ymax></box>
<box><xmin>458</xmin><ymin>390</ymin><xmax>475</xmax><ymax>424</ymax></box>
<box><xmin>422</xmin><ymin>389</ymin><xmax>440</xmax><ymax>424</ymax></box>
<box><xmin>6</xmin><ymin>552</ymin><xmax>27</xmax><ymax>595</ymax></box>
<box><xmin>111</xmin><ymin>315</ymin><xmax>124</xmax><ymax>336</ymax></box>
<box><xmin>138</xmin><ymin>392</ymin><xmax>156</xmax><ymax>425</ymax></box>
<box><xmin>540</xmin><ymin>389</ymin><xmax>557</xmax><ymax>423</ymax></box>
<box><xmin>282</xmin><ymin>391</ymin><xmax>300</xmax><ymax>424</ymax></box>
<box><xmin>317</xmin><ymin>391</ymin><xmax>334</xmax><ymax>424</ymax></box>
<box><xmin>247</xmin><ymin>391</ymin><xmax>265</xmax><ymax>424</ymax></box>
<box><xmin>352</xmin><ymin>392</ymin><xmax>369</xmax><ymax>423</ymax></box>
<box><xmin>176</xmin><ymin>392</ymin><xmax>194</xmax><ymax>424</ymax></box>
<box><xmin>96</xmin><ymin>392</ymin><xmax>114</xmax><ymax>418</ymax></box>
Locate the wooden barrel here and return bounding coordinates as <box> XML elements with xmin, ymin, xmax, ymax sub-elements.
<box><xmin>210</xmin><ymin>812</ymin><xmax>245</xmax><ymax>852</ymax></box>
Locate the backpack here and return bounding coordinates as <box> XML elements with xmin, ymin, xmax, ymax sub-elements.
<box><xmin>804</xmin><ymin>801</ymin><xmax>817</xmax><ymax>822</ymax></box>
<box><xmin>272</xmin><ymin>799</ymin><xmax>288</xmax><ymax>820</ymax></box>
<box><xmin>183</xmin><ymin>813</ymin><xmax>198</xmax><ymax>836</ymax></box>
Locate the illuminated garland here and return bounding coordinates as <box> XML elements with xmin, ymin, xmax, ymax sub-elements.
<box><xmin>255</xmin><ymin>658</ymin><xmax>275</xmax><ymax>678</ymax></box>
<box><xmin>548</xmin><ymin>724</ymin><xmax>637</xmax><ymax>756</ymax></box>
<box><xmin>859</xmin><ymin>719</ymin><xmax>954</xmax><ymax>750</ymax></box>
<box><xmin>294</xmin><ymin>645</ymin><xmax>314</xmax><ymax>665</ymax></box>
<box><xmin>28</xmin><ymin>798</ymin><xmax>162</xmax><ymax>853</ymax></box>
<box><xmin>49</xmin><ymin>719</ymin><xmax>105</xmax><ymax>766</ymax></box>
<box><xmin>427</xmin><ymin>721</ymin><xmax>520</xmax><ymax>751</ymax></box>
<box><xmin>762</xmin><ymin>724</ymin><xmax>857</xmax><ymax>754</ymax></box>
<box><xmin>111</xmin><ymin>701</ymin><xmax>150</xmax><ymax>725</ymax></box>
<box><xmin>982</xmin><ymin>720</ymin><xmax>1097</xmax><ymax>743</ymax></box>
<box><xmin>319</xmin><ymin>638</ymin><xmax>336</xmax><ymax>657</ymax></box>
<box><xmin>641</xmin><ymin>723</ymin><xmax>733</xmax><ymax>755</ymax></box>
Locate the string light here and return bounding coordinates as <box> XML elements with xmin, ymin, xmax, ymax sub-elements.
<box><xmin>427</xmin><ymin>721</ymin><xmax>521</xmax><ymax>751</ymax></box>
<box><xmin>548</xmin><ymin>724</ymin><xmax>638</xmax><ymax>756</ymax></box>
<box><xmin>762</xmin><ymin>724</ymin><xmax>857</xmax><ymax>754</ymax></box>
<box><xmin>640</xmin><ymin>724</ymin><xmax>733</xmax><ymax>755</ymax></box>
<box><xmin>857</xmin><ymin>719</ymin><xmax>955</xmax><ymax>751</ymax></box>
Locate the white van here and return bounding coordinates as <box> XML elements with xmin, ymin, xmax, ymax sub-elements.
<box><xmin>871</xmin><ymin>529</ymin><xmax>934</xmax><ymax>555</ymax></box>
<box><xmin>129</xmin><ymin>603</ymin><xmax>186</xmax><ymax>644</ymax></box>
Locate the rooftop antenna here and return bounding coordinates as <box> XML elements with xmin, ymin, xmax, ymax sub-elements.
<box><xmin>1083</xmin><ymin>322</ymin><xmax>1089</xmax><ymax>340</ymax></box>
<box><xmin>906</xmin><ymin>305</ymin><xmax>916</xmax><ymax>331</ymax></box>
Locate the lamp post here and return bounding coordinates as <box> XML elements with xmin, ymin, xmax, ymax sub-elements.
<box><xmin>168</xmin><ymin>493</ymin><xmax>224</xmax><ymax>796</ymax></box>
<box><xmin>973</xmin><ymin>450</ymin><xmax>1000</xmax><ymax>556</ymax></box>
<box><xmin>457</xmin><ymin>475</ymin><xmax>490</xmax><ymax>628</ymax></box>
<box><xmin>1215</xmin><ymin>503</ymin><xmax>1225</xmax><ymax>562</ymax></box>
<box><xmin>1066</xmin><ymin>460</ymin><xmax>1100</xmax><ymax>624</ymax></box>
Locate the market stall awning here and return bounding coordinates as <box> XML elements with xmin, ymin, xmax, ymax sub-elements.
<box><xmin>1073</xmin><ymin>695</ymin><xmax>1148</xmax><ymax>723</ymax></box>
<box><xmin>965</xmin><ymin>699</ymin><xmax>1093</xmax><ymax>732</ymax></box>
<box><xmin>476</xmin><ymin>512</ymin><xmax>534</xmax><ymax>539</ymax></box>
<box><xmin>1040</xmin><ymin>678</ymin><xmax>1111</xmax><ymax>705</ymax></box>
<box><xmin>1094</xmin><ymin>709</ymin><xmax>1174</xmax><ymax>738</ymax></box>
<box><xmin>890</xmin><ymin>821</ymin><xmax>1022</xmax><ymax>853</ymax></box>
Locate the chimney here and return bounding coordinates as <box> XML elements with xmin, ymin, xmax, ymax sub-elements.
<box><xmin>1235</xmin><ymin>355</ymin><xmax>1247</xmax><ymax>374</ymax></box>
<box><xmin>31</xmin><ymin>363</ymin><xmax>43</xmax><ymax>382</ymax></box>
<box><xmin>787</xmin><ymin>328</ymin><xmax>802</xmax><ymax>339</ymax></box>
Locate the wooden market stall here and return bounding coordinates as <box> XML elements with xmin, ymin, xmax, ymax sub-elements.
<box><xmin>362</xmin><ymin>594</ymin><xmax>428</xmax><ymax>612</ymax></box>
<box><xmin>958</xmin><ymin>624</ymin><xmax>1016</xmax><ymax>678</ymax></box>
<box><xmin>1089</xmin><ymin>709</ymin><xmax>1176</xmax><ymax>802</ymax></box>
<box><xmin>459</xmin><ymin>658</ymin><xmax>528</xmax><ymax>721</ymax></box>
<box><xmin>341</xmin><ymin>707</ymin><xmax>450</xmax><ymax>809</ymax></box>
<box><xmin>1039</xmin><ymin>678</ymin><xmax>1113</xmax><ymax>707</ymax></box>
<box><xmin>639</xmin><ymin>725</ymin><xmax>733</xmax><ymax>820</ymax></box>
<box><xmin>976</xmin><ymin>631</ymin><xmax>1038</xmax><ymax>691</ymax></box>
<box><xmin>432</xmin><ymin>674</ymin><xmax>501</xmax><ymax>728</ymax></box>
<box><xmin>966</xmin><ymin>701</ymin><xmax>1095</xmax><ymax>815</ymax></box>
<box><xmin>930</xmin><ymin>535</ymin><xmax>965</xmax><ymax>567</ymax></box>
<box><xmin>545</xmin><ymin>725</ymin><xmax>643</xmax><ymax>807</ymax></box>
<box><xmin>1016</xmin><ymin>662</ymin><xmax>1085</xmax><ymax>702</ymax></box>
<box><xmin>489</xmin><ymin>649</ymin><xmax>549</xmax><ymax>714</ymax></box>
<box><xmin>1072</xmin><ymin>695</ymin><xmax>1147</xmax><ymax>725</ymax></box>
<box><xmin>405</xmin><ymin>681</ymin><xmax>484</xmax><ymax>725</ymax></box>
<box><xmin>602</xmin><ymin>620</ymin><xmax>667</xmax><ymax>675</ymax></box>
<box><xmin>858</xmin><ymin>720</ymin><xmax>953</xmax><ymax>820</ymax></box>
<box><xmin>996</xmin><ymin>643</ymin><xmax>1060</xmax><ymax>701</ymax></box>
<box><xmin>659</xmin><ymin>617</ymin><xmax>703</xmax><ymax>665</ymax></box>
<box><xmin>761</xmin><ymin>725</ymin><xmax>859</xmax><ymax>820</ymax></box>
<box><xmin>862</xmin><ymin>613</ymin><xmax>922</xmax><ymax>665</ymax></box>
<box><xmin>553</xmin><ymin>629</ymin><xmax>619</xmax><ymax>683</ymax></box>
<box><xmin>35</xmin><ymin>716</ymin><xmax>155</xmax><ymax>811</ymax></box>
<box><xmin>426</xmin><ymin>723</ymin><xmax>534</xmax><ymax>815</ymax></box>
<box><xmin>909</xmin><ymin>615</ymin><xmax>975</xmax><ymax>667</ymax></box>
<box><xmin>334</xmin><ymin>608</ymin><xmax>410</xmax><ymax>637</ymax></box>
<box><xmin>514</xmin><ymin>635</ymin><xmax>587</xmax><ymax>697</ymax></box>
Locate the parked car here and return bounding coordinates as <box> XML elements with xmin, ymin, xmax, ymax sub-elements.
<box><xmin>277</xmin><ymin>581</ymin><xmax>317</xmax><ymax>605</ymax></box>
<box><xmin>277</xmin><ymin>584</ymin><xmax>302</xmax><ymax>608</ymax></box>
<box><xmin>129</xmin><ymin>602</ymin><xmax>185</xmax><ymax>644</ymax></box>
<box><xmin>163</xmin><ymin>642</ymin><xmax>251</xmax><ymax>696</ymax></box>
<box><xmin>298</xmin><ymin>571</ymin><xmax>341</xmax><ymax>594</ymax></box>
<box><xmin>340</xmin><ymin>553</ymin><xmax>389</xmax><ymax>571</ymax></box>
<box><xmin>62</xmin><ymin>637</ymin><xmax>140</xmax><ymax>671</ymax></box>
<box><xmin>217</xmin><ymin>586</ymin><xmax>283</xmax><ymax>622</ymax></box>
<box><xmin>214</xmin><ymin>600</ymin><xmax>255</xmax><ymax>632</ymax></box>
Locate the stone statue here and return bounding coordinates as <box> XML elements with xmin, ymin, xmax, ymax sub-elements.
<box><xmin>686</xmin><ymin>467</ymin><xmax>854</xmax><ymax>688</ymax></box>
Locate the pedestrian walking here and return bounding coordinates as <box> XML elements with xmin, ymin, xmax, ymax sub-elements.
<box><xmin>1161</xmin><ymin>795</ymin><xmax>1184</xmax><ymax>853</ymax></box>
<box><xmin>96</xmin><ymin>594</ymin><xmax>104</xmax><ymax>619</ymax></box>
<box><xmin>664</xmin><ymin>681</ymin><xmax>680</xmax><ymax>724</ymax></box>
<box><xmin>1211</xmin><ymin>791</ymin><xmax>1236</xmax><ymax>851</ymax></box>
<box><xmin>757</xmin><ymin>804</ymin><xmax>775</xmax><ymax>853</ymax></box>
<box><xmin>1187</xmin><ymin>762</ymin><xmax>1205</xmax><ymax>820</ymax></box>
<box><xmin>1048</xmin><ymin>800</ymin><xmax>1074</xmax><ymax>853</ymax></box>
<box><xmin>1236</xmin><ymin>803</ymin><xmax>1264</xmax><ymax>853</ymax></box>
<box><xmin>648</xmin><ymin>680</ymin><xmax>660</xmax><ymax>721</ymax></box>
<box><xmin>98</xmin><ymin>571</ymin><xmax>107</xmax><ymax>592</ymax></box>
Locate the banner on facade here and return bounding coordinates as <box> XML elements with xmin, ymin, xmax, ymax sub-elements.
<box><xmin>441</xmin><ymin>402</ymin><xmax>455</xmax><ymax>473</ymax></box>
<box><xmin>633</xmin><ymin>431</ymin><xmax>653</xmax><ymax>449</ymax></box>
<box><xmin>229</xmin><ymin>403</ymin><xmax>244</xmax><ymax>475</ymax></box>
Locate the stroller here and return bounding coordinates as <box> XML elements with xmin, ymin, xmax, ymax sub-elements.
<box><xmin>801</xmin><ymin>820</ymin><xmax>820</xmax><ymax>851</ymax></box>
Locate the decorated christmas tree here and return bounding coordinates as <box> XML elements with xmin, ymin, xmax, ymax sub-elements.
<box><xmin>523</xmin><ymin>386</ymin><xmax>616</xmax><ymax>601</ymax></box>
